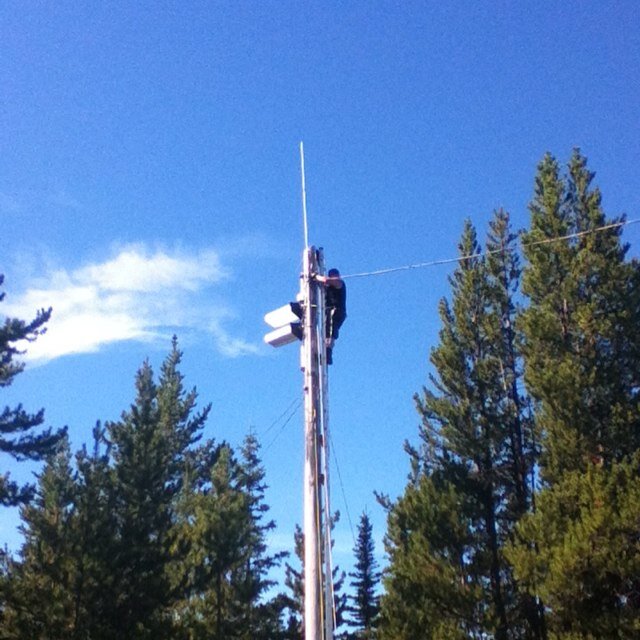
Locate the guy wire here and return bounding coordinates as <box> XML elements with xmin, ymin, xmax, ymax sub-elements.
<box><xmin>342</xmin><ymin>218</ymin><xmax>640</xmax><ymax>280</ymax></box>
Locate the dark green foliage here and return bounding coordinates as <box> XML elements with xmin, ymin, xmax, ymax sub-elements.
<box><xmin>485</xmin><ymin>210</ymin><xmax>534</xmax><ymax>525</ymax></box>
<box><xmin>0</xmin><ymin>275</ymin><xmax>66</xmax><ymax>506</ymax></box>
<box><xmin>1</xmin><ymin>438</ymin><xmax>77</xmax><ymax>638</ymax></box>
<box><xmin>103</xmin><ymin>339</ymin><xmax>209</xmax><ymax>639</ymax></box>
<box><xmin>381</xmin><ymin>212</ymin><xmax>538</xmax><ymax>638</ymax></box>
<box><xmin>169</xmin><ymin>432</ymin><xmax>287</xmax><ymax>640</ymax></box>
<box><xmin>346</xmin><ymin>512</ymin><xmax>381</xmax><ymax>638</ymax></box>
<box><xmin>380</xmin><ymin>474</ymin><xmax>479</xmax><ymax>640</ymax></box>
<box><xmin>509</xmin><ymin>150</ymin><xmax>640</xmax><ymax>637</ymax></box>
<box><xmin>235</xmin><ymin>432</ymin><xmax>289</xmax><ymax>638</ymax></box>
<box><xmin>171</xmin><ymin>443</ymin><xmax>253</xmax><ymax>639</ymax></box>
<box><xmin>69</xmin><ymin>426</ymin><xmax>119</xmax><ymax>640</ymax></box>
<box><xmin>2</xmin><ymin>338</ymin><xmax>289</xmax><ymax>639</ymax></box>
<box><xmin>0</xmin><ymin>427</ymin><xmax>118</xmax><ymax>640</ymax></box>
<box><xmin>282</xmin><ymin>524</ymin><xmax>305</xmax><ymax>637</ymax></box>
<box><xmin>1</xmin><ymin>339</ymin><xmax>213</xmax><ymax>639</ymax></box>
<box><xmin>507</xmin><ymin>454</ymin><xmax>640</xmax><ymax>638</ymax></box>
<box><xmin>520</xmin><ymin>151</ymin><xmax>640</xmax><ymax>482</ymax></box>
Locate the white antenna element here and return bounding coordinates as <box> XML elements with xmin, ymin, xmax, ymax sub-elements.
<box><xmin>300</xmin><ymin>141</ymin><xmax>310</xmax><ymax>248</ymax></box>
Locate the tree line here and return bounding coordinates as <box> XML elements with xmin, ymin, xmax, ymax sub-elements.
<box><xmin>2</xmin><ymin>149</ymin><xmax>639</xmax><ymax>639</ymax></box>
<box><xmin>0</xmin><ymin>298</ymin><xmax>377</xmax><ymax>638</ymax></box>
<box><xmin>380</xmin><ymin>150</ymin><xmax>640</xmax><ymax>639</ymax></box>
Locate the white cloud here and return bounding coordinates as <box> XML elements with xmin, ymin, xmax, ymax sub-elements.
<box><xmin>209</xmin><ymin>322</ymin><xmax>259</xmax><ymax>358</ymax></box>
<box><xmin>3</xmin><ymin>244</ymin><xmax>259</xmax><ymax>364</ymax></box>
<box><xmin>76</xmin><ymin>245</ymin><xmax>227</xmax><ymax>293</ymax></box>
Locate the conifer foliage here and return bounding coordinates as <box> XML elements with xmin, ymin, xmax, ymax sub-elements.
<box><xmin>1</xmin><ymin>339</ymin><xmax>287</xmax><ymax>639</ymax></box>
<box><xmin>507</xmin><ymin>150</ymin><xmax>640</xmax><ymax>637</ymax></box>
<box><xmin>104</xmin><ymin>339</ymin><xmax>209</xmax><ymax>638</ymax></box>
<box><xmin>2</xmin><ymin>151</ymin><xmax>639</xmax><ymax>639</ymax></box>
<box><xmin>236</xmin><ymin>432</ymin><xmax>289</xmax><ymax>637</ymax></box>
<box><xmin>346</xmin><ymin>512</ymin><xmax>381</xmax><ymax>639</ymax></box>
<box><xmin>0</xmin><ymin>275</ymin><xmax>66</xmax><ymax>506</ymax></box>
<box><xmin>380</xmin><ymin>212</ymin><xmax>535</xmax><ymax>639</ymax></box>
<box><xmin>519</xmin><ymin>151</ymin><xmax>640</xmax><ymax>480</ymax></box>
<box><xmin>1</xmin><ymin>439</ymin><xmax>78</xmax><ymax>638</ymax></box>
<box><xmin>381</xmin><ymin>150</ymin><xmax>640</xmax><ymax>639</ymax></box>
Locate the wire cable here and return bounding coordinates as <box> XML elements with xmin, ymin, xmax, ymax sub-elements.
<box><xmin>328</xmin><ymin>431</ymin><xmax>357</xmax><ymax>548</ymax></box>
<box><xmin>262</xmin><ymin>397</ymin><xmax>301</xmax><ymax>437</ymax></box>
<box><xmin>342</xmin><ymin>217</ymin><xmax>640</xmax><ymax>280</ymax></box>
<box><xmin>264</xmin><ymin>400</ymin><xmax>301</xmax><ymax>451</ymax></box>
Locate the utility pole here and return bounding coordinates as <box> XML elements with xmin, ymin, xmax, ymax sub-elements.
<box><xmin>263</xmin><ymin>144</ymin><xmax>334</xmax><ymax>640</ymax></box>
<box><xmin>300</xmin><ymin>245</ymin><xmax>333</xmax><ymax>640</ymax></box>
<box><xmin>302</xmin><ymin>246</ymin><xmax>320</xmax><ymax>640</ymax></box>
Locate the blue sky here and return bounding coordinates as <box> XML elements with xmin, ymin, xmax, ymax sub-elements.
<box><xmin>2</xmin><ymin>1</ymin><xmax>640</xmax><ymax>578</ymax></box>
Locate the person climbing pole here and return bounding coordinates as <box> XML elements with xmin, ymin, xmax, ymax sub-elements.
<box><xmin>314</xmin><ymin>268</ymin><xmax>346</xmax><ymax>365</ymax></box>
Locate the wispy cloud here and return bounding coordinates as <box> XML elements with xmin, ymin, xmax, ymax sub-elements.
<box><xmin>3</xmin><ymin>244</ymin><xmax>260</xmax><ymax>364</ymax></box>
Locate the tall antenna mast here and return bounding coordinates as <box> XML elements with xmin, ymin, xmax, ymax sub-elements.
<box><xmin>299</xmin><ymin>143</ymin><xmax>333</xmax><ymax>640</ymax></box>
<box><xmin>264</xmin><ymin>145</ymin><xmax>334</xmax><ymax>640</ymax></box>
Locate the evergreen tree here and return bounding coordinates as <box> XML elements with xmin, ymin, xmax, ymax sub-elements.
<box><xmin>0</xmin><ymin>426</ymin><xmax>120</xmax><ymax>640</ymax></box>
<box><xmin>379</xmin><ymin>474</ymin><xmax>479</xmax><ymax>640</ymax></box>
<box><xmin>508</xmin><ymin>150</ymin><xmax>640</xmax><ymax>637</ymax></box>
<box><xmin>485</xmin><ymin>210</ymin><xmax>535</xmax><ymax>526</ymax></box>
<box><xmin>519</xmin><ymin>150</ymin><xmax>640</xmax><ymax>481</ymax></box>
<box><xmin>2</xmin><ymin>339</ymin><xmax>211</xmax><ymax>640</ymax></box>
<box><xmin>1</xmin><ymin>437</ymin><xmax>77</xmax><ymax>639</ymax></box>
<box><xmin>381</xmin><ymin>214</ymin><xmax>536</xmax><ymax>639</ymax></box>
<box><xmin>346</xmin><ymin>512</ymin><xmax>380</xmax><ymax>639</ymax></box>
<box><xmin>101</xmin><ymin>338</ymin><xmax>210</xmax><ymax>638</ymax></box>
<box><xmin>171</xmin><ymin>443</ymin><xmax>252</xmax><ymax>640</ymax></box>
<box><xmin>507</xmin><ymin>453</ymin><xmax>640</xmax><ymax>638</ymax></box>
<box><xmin>0</xmin><ymin>275</ymin><xmax>66</xmax><ymax>506</ymax></box>
<box><xmin>68</xmin><ymin>425</ymin><xmax>119</xmax><ymax>640</ymax></box>
<box><xmin>234</xmin><ymin>431</ymin><xmax>288</xmax><ymax>638</ymax></box>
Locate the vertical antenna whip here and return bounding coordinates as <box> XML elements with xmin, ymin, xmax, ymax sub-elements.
<box><xmin>300</xmin><ymin>141</ymin><xmax>309</xmax><ymax>249</ymax></box>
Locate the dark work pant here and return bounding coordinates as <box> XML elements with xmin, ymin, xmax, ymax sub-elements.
<box><xmin>326</xmin><ymin>308</ymin><xmax>346</xmax><ymax>340</ymax></box>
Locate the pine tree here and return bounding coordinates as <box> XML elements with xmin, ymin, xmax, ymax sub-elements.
<box><xmin>485</xmin><ymin>210</ymin><xmax>535</xmax><ymax>525</ymax></box>
<box><xmin>379</xmin><ymin>473</ymin><xmax>479</xmax><ymax>640</ymax></box>
<box><xmin>3</xmin><ymin>340</ymin><xmax>216</xmax><ymax>640</ymax></box>
<box><xmin>0</xmin><ymin>275</ymin><xmax>66</xmax><ymax>506</ymax></box>
<box><xmin>519</xmin><ymin>150</ymin><xmax>640</xmax><ymax>481</ymax></box>
<box><xmin>346</xmin><ymin>512</ymin><xmax>380</xmax><ymax>639</ymax></box>
<box><xmin>0</xmin><ymin>426</ymin><xmax>122</xmax><ymax>640</ymax></box>
<box><xmin>508</xmin><ymin>150</ymin><xmax>640</xmax><ymax>637</ymax></box>
<box><xmin>507</xmin><ymin>453</ymin><xmax>640</xmax><ymax>638</ymax></box>
<box><xmin>102</xmin><ymin>338</ymin><xmax>210</xmax><ymax>638</ymax></box>
<box><xmin>234</xmin><ymin>431</ymin><xmax>288</xmax><ymax>639</ymax></box>
<box><xmin>171</xmin><ymin>443</ymin><xmax>253</xmax><ymax>640</ymax></box>
<box><xmin>1</xmin><ymin>437</ymin><xmax>77</xmax><ymax>639</ymax></box>
<box><xmin>381</xmin><ymin>214</ymin><xmax>536</xmax><ymax>639</ymax></box>
<box><xmin>67</xmin><ymin>425</ymin><xmax>119</xmax><ymax>640</ymax></box>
